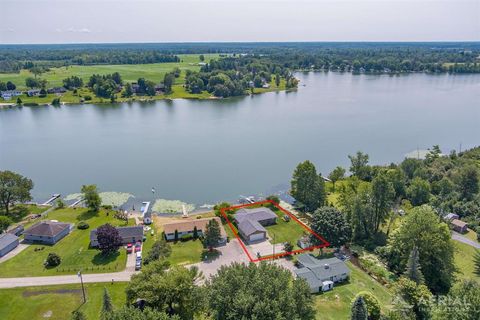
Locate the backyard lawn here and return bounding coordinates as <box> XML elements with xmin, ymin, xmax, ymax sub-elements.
<box><xmin>453</xmin><ymin>240</ymin><xmax>480</xmax><ymax>280</ymax></box>
<box><xmin>0</xmin><ymin>208</ymin><xmax>133</xmax><ymax>277</ymax></box>
<box><xmin>315</xmin><ymin>262</ymin><xmax>393</xmax><ymax>319</ymax></box>
<box><xmin>0</xmin><ymin>282</ymin><xmax>127</xmax><ymax>320</ymax></box>
<box><xmin>166</xmin><ymin>239</ymin><xmax>205</xmax><ymax>266</ymax></box>
<box><xmin>264</xmin><ymin>206</ymin><xmax>308</xmax><ymax>248</ymax></box>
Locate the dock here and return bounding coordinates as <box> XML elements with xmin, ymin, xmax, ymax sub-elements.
<box><xmin>141</xmin><ymin>201</ymin><xmax>150</xmax><ymax>217</ymax></box>
<box><xmin>42</xmin><ymin>194</ymin><xmax>61</xmax><ymax>206</ymax></box>
<box><xmin>69</xmin><ymin>198</ymin><xmax>84</xmax><ymax>207</ymax></box>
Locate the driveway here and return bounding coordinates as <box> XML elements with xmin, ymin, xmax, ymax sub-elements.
<box><xmin>452</xmin><ymin>232</ymin><xmax>480</xmax><ymax>249</ymax></box>
<box><xmin>0</xmin><ymin>243</ymin><xmax>29</xmax><ymax>264</ymax></box>
<box><xmin>189</xmin><ymin>239</ymin><xmax>249</xmax><ymax>280</ymax></box>
<box><xmin>247</xmin><ymin>240</ymin><xmax>285</xmax><ymax>258</ymax></box>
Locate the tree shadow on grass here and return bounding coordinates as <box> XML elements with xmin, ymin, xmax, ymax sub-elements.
<box><xmin>92</xmin><ymin>251</ymin><xmax>120</xmax><ymax>266</ymax></box>
<box><xmin>76</xmin><ymin>210</ymin><xmax>99</xmax><ymax>222</ymax></box>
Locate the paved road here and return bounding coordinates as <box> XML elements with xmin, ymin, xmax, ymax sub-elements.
<box><xmin>452</xmin><ymin>232</ymin><xmax>480</xmax><ymax>249</ymax></box>
<box><xmin>0</xmin><ymin>270</ymin><xmax>136</xmax><ymax>289</ymax></box>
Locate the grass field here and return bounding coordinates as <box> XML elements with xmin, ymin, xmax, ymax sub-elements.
<box><xmin>453</xmin><ymin>240</ymin><xmax>480</xmax><ymax>281</ymax></box>
<box><xmin>166</xmin><ymin>239</ymin><xmax>205</xmax><ymax>266</ymax></box>
<box><xmin>265</xmin><ymin>206</ymin><xmax>308</xmax><ymax>248</ymax></box>
<box><xmin>315</xmin><ymin>262</ymin><xmax>393</xmax><ymax>319</ymax></box>
<box><xmin>0</xmin><ymin>208</ymin><xmax>133</xmax><ymax>277</ymax></box>
<box><xmin>0</xmin><ymin>282</ymin><xmax>127</xmax><ymax>320</ymax></box>
<box><xmin>0</xmin><ymin>54</ymin><xmax>220</xmax><ymax>90</ymax></box>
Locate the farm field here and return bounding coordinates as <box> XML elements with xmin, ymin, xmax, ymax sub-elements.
<box><xmin>0</xmin><ymin>282</ymin><xmax>127</xmax><ymax>320</ymax></box>
<box><xmin>0</xmin><ymin>208</ymin><xmax>133</xmax><ymax>277</ymax></box>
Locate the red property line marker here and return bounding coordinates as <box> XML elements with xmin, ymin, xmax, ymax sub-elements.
<box><xmin>220</xmin><ymin>200</ymin><xmax>330</xmax><ymax>263</ymax></box>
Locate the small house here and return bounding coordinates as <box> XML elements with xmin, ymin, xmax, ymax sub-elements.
<box><xmin>1</xmin><ymin>90</ymin><xmax>21</xmax><ymax>100</ymax></box>
<box><xmin>294</xmin><ymin>254</ymin><xmax>350</xmax><ymax>293</ymax></box>
<box><xmin>444</xmin><ymin>213</ymin><xmax>459</xmax><ymax>221</ymax></box>
<box><xmin>0</xmin><ymin>233</ymin><xmax>19</xmax><ymax>257</ymax></box>
<box><xmin>27</xmin><ymin>89</ymin><xmax>41</xmax><ymax>97</ymax></box>
<box><xmin>47</xmin><ymin>87</ymin><xmax>67</xmax><ymax>94</ymax></box>
<box><xmin>451</xmin><ymin>219</ymin><xmax>468</xmax><ymax>233</ymax></box>
<box><xmin>234</xmin><ymin>207</ymin><xmax>277</xmax><ymax>242</ymax></box>
<box><xmin>24</xmin><ymin>221</ymin><xmax>72</xmax><ymax>245</ymax></box>
<box><xmin>90</xmin><ymin>226</ymin><xmax>144</xmax><ymax>247</ymax></box>
<box><xmin>163</xmin><ymin>217</ymin><xmax>227</xmax><ymax>245</ymax></box>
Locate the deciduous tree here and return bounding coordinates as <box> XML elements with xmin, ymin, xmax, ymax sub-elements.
<box><xmin>311</xmin><ymin>206</ymin><xmax>351</xmax><ymax>247</ymax></box>
<box><xmin>96</xmin><ymin>223</ymin><xmax>123</xmax><ymax>255</ymax></box>
<box><xmin>0</xmin><ymin>170</ymin><xmax>33</xmax><ymax>216</ymax></box>
<box><xmin>328</xmin><ymin>166</ymin><xmax>346</xmax><ymax>192</ymax></box>
<box><xmin>81</xmin><ymin>184</ymin><xmax>101</xmax><ymax>212</ymax></box>
<box><xmin>291</xmin><ymin>160</ymin><xmax>326</xmax><ymax>212</ymax></box>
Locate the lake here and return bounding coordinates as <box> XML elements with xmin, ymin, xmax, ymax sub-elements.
<box><xmin>1</xmin><ymin>72</ymin><xmax>479</xmax><ymax>206</ymax></box>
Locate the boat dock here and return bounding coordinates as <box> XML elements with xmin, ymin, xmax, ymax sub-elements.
<box><xmin>42</xmin><ymin>194</ymin><xmax>61</xmax><ymax>206</ymax></box>
<box><xmin>69</xmin><ymin>198</ymin><xmax>84</xmax><ymax>207</ymax></box>
<box><xmin>141</xmin><ymin>201</ymin><xmax>150</xmax><ymax>217</ymax></box>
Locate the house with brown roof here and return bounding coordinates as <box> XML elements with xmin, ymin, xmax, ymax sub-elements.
<box><xmin>451</xmin><ymin>219</ymin><xmax>468</xmax><ymax>233</ymax></box>
<box><xmin>163</xmin><ymin>217</ymin><xmax>227</xmax><ymax>245</ymax></box>
<box><xmin>24</xmin><ymin>221</ymin><xmax>72</xmax><ymax>245</ymax></box>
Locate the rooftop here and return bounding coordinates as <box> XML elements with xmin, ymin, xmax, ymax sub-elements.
<box><xmin>237</xmin><ymin>218</ymin><xmax>266</xmax><ymax>236</ymax></box>
<box><xmin>162</xmin><ymin>217</ymin><xmax>226</xmax><ymax>238</ymax></box>
<box><xmin>234</xmin><ymin>207</ymin><xmax>277</xmax><ymax>224</ymax></box>
<box><xmin>294</xmin><ymin>254</ymin><xmax>350</xmax><ymax>286</ymax></box>
<box><xmin>0</xmin><ymin>233</ymin><xmax>18</xmax><ymax>248</ymax></box>
<box><xmin>90</xmin><ymin>225</ymin><xmax>144</xmax><ymax>241</ymax></box>
<box><xmin>25</xmin><ymin>221</ymin><xmax>71</xmax><ymax>237</ymax></box>
<box><xmin>451</xmin><ymin>219</ymin><xmax>468</xmax><ymax>228</ymax></box>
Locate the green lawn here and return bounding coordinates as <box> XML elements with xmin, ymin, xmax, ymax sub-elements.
<box><xmin>453</xmin><ymin>240</ymin><xmax>480</xmax><ymax>281</ymax></box>
<box><xmin>0</xmin><ymin>204</ymin><xmax>49</xmax><ymax>223</ymax></box>
<box><xmin>264</xmin><ymin>206</ymin><xmax>308</xmax><ymax>248</ymax></box>
<box><xmin>0</xmin><ymin>282</ymin><xmax>127</xmax><ymax>320</ymax></box>
<box><xmin>315</xmin><ymin>262</ymin><xmax>393</xmax><ymax>319</ymax></box>
<box><xmin>465</xmin><ymin>229</ymin><xmax>479</xmax><ymax>243</ymax></box>
<box><xmin>167</xmin><ymin>239</ymin><xmax>205</xmax><ymax>266</ymax></box>
<box><xmin>0</xmin><ymin>208</ymin><xmax>132</xmax><ymax>277</ymax></box>
<box><xmin>0</xmin><ymin>54</ymin><xmax>220</xmax><ymax>90</ymax></box>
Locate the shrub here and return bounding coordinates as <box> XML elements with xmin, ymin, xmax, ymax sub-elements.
<box><xmin>181</xmin><ymin>234</ymin><xmax>193</xmax><ymax>241</ymax></box>
<box><xmin>352</xmin><ymin>291</ymin><xmax>381</xmax><ymax>320</ymax></box>
<box><xmin>45</xmin><ymin>253</ymin><xmax>61</xmax><ymax>267</ymax></box>
<box><xmin>84</xmin><ymin>95</ymin><xmax>92</xmax><ymax>101</ymax></box>
<box><xmin>77</xmin><ymin>221</ymin><xmax>90</xmax><ymax>230</ymax></box>
<box><xmin>51</xmin><ymin>98</ymin><xmax>61</xmax><ymax>106</ymax></box>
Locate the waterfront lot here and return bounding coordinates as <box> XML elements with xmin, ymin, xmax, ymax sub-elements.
<box><xmin>264</xmin><ymin>206</ymin><xmax>308</xmax><ymax>248</ymax></box>
<box><xmin>0</xmin><ymin>282</ymin><xmax>127</xmax><ymax>320</ymax></box>
<box><xmin>0</xmin><ymin>208</ymin><xmax>133</xmax><ymax>277</ymax></box>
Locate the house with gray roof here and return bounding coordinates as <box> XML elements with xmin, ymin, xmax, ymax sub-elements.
<box><xmin>234</xmin><ymin>207</ymin><xmax>277</xmax><ymax>242</ymax></box>
<box><xmin>90</xmin><ymin>226</ymin><xmax>144</xmax><ymax>247</ymax></box>
<box><xmin>294</xmin><ymin>254</ymin><xmax>350</xmax><ymax>293</ymax></box>
<box><xmin>0</xmin><ymin>233</ymin><xmax>19</xmax><ymax>257</ymax></box>
<box><xmin>24</xmin><ymin>221</ymin><xmax>72</xmax><ymax>245</ymax></box>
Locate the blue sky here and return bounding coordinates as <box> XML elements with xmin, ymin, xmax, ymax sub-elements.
<box><xmin>1</xmin><ymin>0</ymin><xmax>479</xmax><ymax>44</ymax></box>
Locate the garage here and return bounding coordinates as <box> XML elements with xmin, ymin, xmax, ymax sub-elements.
<box><xmin>248</xmin><ymin>231</ymin><xmax>266</xmax><ymax>242</ymax></box>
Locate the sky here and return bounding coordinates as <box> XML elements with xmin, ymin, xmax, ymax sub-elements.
<box><xmin>0</xmin><ymin>0</ymin><xmax>479</xmax><ymax>44</ymax></box>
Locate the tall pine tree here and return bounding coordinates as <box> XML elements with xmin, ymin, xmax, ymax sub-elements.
<box><xmin>404</xmin><ymin>246</ymin><xmax>425</xmax><ymax>285</ymax></box>
<box><xmin>101</xmin><ymin>287</ymin><xmax>113</xmax><ymax>319</ymax></box>
<box><xmin>351</xmin><ymin>296</ymin><xmax>368</xmax><ymax>320</ymax></box>
<box><xmin>474</xmin><ymin>250</ymin><xmax>480</xmax><ymax>276</ymax></box>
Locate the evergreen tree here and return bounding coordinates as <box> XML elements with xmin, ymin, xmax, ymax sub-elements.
<box><xmin>474</xmin><ymin>250</ymin><xmax>480</xmax><ymax>276</ymax></box>
<box><xmin>71</xmin><ymin>310</ymin><xmax>87</xmax><ymax>320</ymax></box>
<box><xmin>204</xmin><ymin>219</ymin><xmax>221</xmax><ymax>249</ymax></box>
<box><xmin>404</xmin><ymin>246</ymin><xmax>425</xmax><ymax>284</ymax></box>
<box><xmin>351</xmin><ymin>296</ymin><xmax>368</xmax><ymax>320</ymax></box>
<box><xmin>193</xmin><ymin>226</ymin><xmax>198</xmax><ymax>239</ymax></box>
<box><xmin>101</xmin><ymin>287</ymin><xmax>114</xmax><ymax>319</ymax></box>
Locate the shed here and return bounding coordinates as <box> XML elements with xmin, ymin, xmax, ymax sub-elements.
<box><xmin>0</xmin><ymin>233</ymin><xmax>19</xmax><ymax>257</ymax></box>
<box><xmin>451</xmin><ymin>219</ymin><xmax>468</xmax><ymax>233</ymax></box>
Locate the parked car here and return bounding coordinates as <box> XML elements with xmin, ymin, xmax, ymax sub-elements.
<box><xmin>135</xmin><ymin>260</ymin><xmax>142</xmax><ymax>271</ymax></box>
<box><xmin>126</xmin><ymin>243</ymin><xmax>133</xmax><ymax>254</ymax></box>
<box><xmin>135</xmin><ymin>242</ymin><xmax>142</xmax><ymax>252</ymax></box>
<box><xmin>136</xmin><ymin>251</ymin><xmax>142</xmax><ymax>261</ymax></box>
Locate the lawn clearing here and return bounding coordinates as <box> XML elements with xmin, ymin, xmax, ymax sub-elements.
<box><xmin>314</xmin><ymin>262</ymin><xmax>393</xmax><ymax>320</ymax></box>
<box><xmin>453</xmin><ymin>240</ymin><xmax>480</xmax><ymax>281</ymax></box>
<box><xmin>0</xmin><ymin>208</ymin><xmax>133</xmax><ymax>277</ymax></box>
<box><xmin>0</xmin><ymin>282</ymin><xmax>127</xmax><ymax>320</ymax></box>
<box><xmin>265</xmin><ymin>206</ymin><xmax>308</xmax><ymax>248</ymax></box>
<box><xmin>166</xmin><ymin>239</ymin><xmax>205</xmax><ymax>266</ymax></box>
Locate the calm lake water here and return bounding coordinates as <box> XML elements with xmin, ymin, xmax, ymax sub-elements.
<box><xmin>1</xmin><ymin>72</ymin><xmax>479</xmax><ymax>205</ymax></box>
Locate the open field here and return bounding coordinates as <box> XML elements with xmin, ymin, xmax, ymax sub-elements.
<box><xmin>454</xmin><ymin>240</ymin><xmax>480</xmax><ymax>280</ymax></box>
<box><xmin>315</xmin><ymin>262</ymin><xmax>393</xmax><ymax>319</ymax></box>
<box><xmin>0</xmin><ymin>54</ymin><xmax>220</xmax><ymax>90</ymax></box>
<box><xmin>0</xmin><ymin>282</ymin><xmax>127</xmax><ymax>320</ymax></box>
<box><xmin>0</xmin><ymin>208</ymin><xmax>133</xmax><ymax>277</ymax></box>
